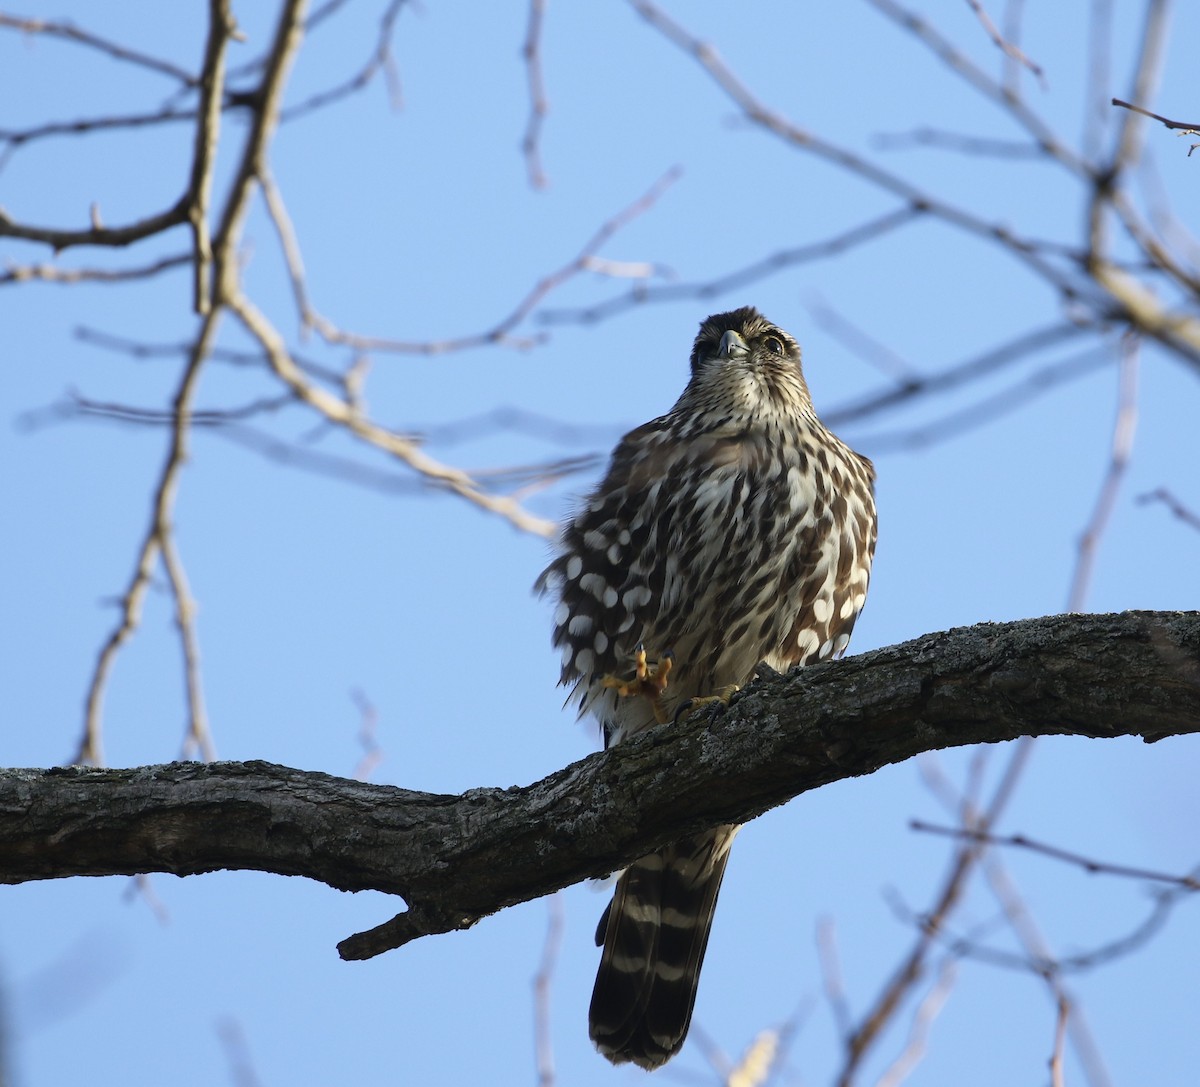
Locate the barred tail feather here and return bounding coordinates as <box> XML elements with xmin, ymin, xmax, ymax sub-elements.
<box><xmin>589</xmin><ymin>825</ymin><xmax>738</xmax><ymax>1070</ymax></box>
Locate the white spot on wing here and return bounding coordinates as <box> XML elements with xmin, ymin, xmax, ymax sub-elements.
<box><xmin>812</xmin><ymin>598</ymin><xmax>831</xmax><ymax>623</ymax></box>
<box><xmin>553</xmin><ymin>602</ymin><xmax>569</xmax><ymax>627</ymax></box>
<box><xmin>565</xmin><ymin>555</ymin><xmax>582</xmax><ymax>581</ymax></box>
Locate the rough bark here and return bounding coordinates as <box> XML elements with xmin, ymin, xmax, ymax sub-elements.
<box><xmin>1</xmin><ymin>611</ymin><xmax>1196</xmax><ymax>960</ymax></box>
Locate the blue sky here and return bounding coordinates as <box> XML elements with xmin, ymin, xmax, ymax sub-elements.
<box><xmin>2</xmin><ymin>2</ymin><xmax>1199</xmax><ymax>1085</ymax></box>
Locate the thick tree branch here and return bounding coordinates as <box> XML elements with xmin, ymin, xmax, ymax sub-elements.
<box><xmin>1</xmin><ymin>612</ymin><xmax>1196</xmax><ymax>962</ymax></box>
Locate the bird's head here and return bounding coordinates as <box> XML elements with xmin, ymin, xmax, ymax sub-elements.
<box><xmin>685</xmin><ymin>306</ymin><xmax>814</xmax><ymax>422</ymax></box>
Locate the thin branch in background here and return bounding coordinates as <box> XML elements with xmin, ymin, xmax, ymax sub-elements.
<box><xmin>416</xmin><ymin>406</ymin><xmax>619</xmax><ymax>449</ymax></box>
<box><xmin>1067</xmin><ymin>334</ymin><xmax>1139</xmax><ymax>611</ymax></box>
<box><xmin>540</xmin><ymin>207</ymin><xmax>921</xmax><ymax>326</ymax></box>
<box><xmin>183</xmin><ymin>0</ymin><xmax>236</xmax><ymax>316</ymax></box>
<box><xmin>1137</xmin><ymin>487</ymin><xmax>1200</xmax><ymax>532</ymax></box>
<box><xmin>533</xmin><ymin>893</ymin><xmax>565</xmax><ymax>1087</ymax></box>
<box><xmin>216</xmin><ymin>1017</ymin><xmax>264</xmax><ymax>1087</ymax></box>
<box><xmin>724</xmin><ymin>1027</ymin><xmax>784</xmax><ymax>1087</ymax></box>
<box><xmin>521</xmin><ymin>0</ymin><xmax>550</xmax><ymax>189</ymax></box>
<box><xmin>874</xmin><ymin>959</ymin><xmax>956</xmax><ymax>1087</ymax></box>
<box><xmin>1084</xmin><ymin>0</ymin><xmax>1115</xmax><ymax>161</ymax></box>
<box><xmin>1049</xmin><ymin>993</ymin><xmax>1070</xmax><ymax>1087</ymax></box>
<box><xmin>164</xmin><ymin>530</ymin><xmax>214</xmax><ymax>763</ymax></box>
<box><xmin>123</xmin><ymin>873</ymin><xmax>171</xmax><ymax>926</ymax></box>
<box><xmin>0</xmin><ymin>199</ymin><xmax>191</xmax><ymax>253</ymax></box>
<box><xmin>270</xmin><ymin>167</ymin><xmax>681</xmax><ymax>355</ymax></box>
<box><xmin>964</xmin><ymin>0</ymin><xmax>1046</xmax><ymax>89</ymax></box>
<box><xmin>76</xmin><ymin>316</ymin><xmax>221</xmax><ymax>766</ymax></box>
<box><xmin>980</xmin><ymin>861</ymin><xmax>1114</xmax><ymax>1087</ymax></box>
<box><xmin>871</xmin><ymin>127</ymin><xmax>1043</xmax><ymax>158</ymax></box>
<box><xmin>816</xmin><ymin>916</ymin><xmax>853</xmax><ymax>1039</ymax></box>
<box><xmin>0</xmin><ymin>13</ymin><xmax>198</xmax><ymax>87</ymax></box>
<box><xmin>823</xmin><ymin>322</ymin><xmax>1087</xmax><ymax>427</ymax></box>
<box><xmin>73</xmin><ymin>326</ymin><xmax>346</xmax><ymax>385</ymax></box>
<box><xmin>834</xmin><ymin>738</ymin><xmax>1034</xmax><ymax>1086</ymax></box>
<box><xmin>228</xmin><ymin>291</ymin><xmax>560</xmax><ymax>536</ymax></box>
<box><xmin>1112</xmin><ymin>97</ymin><xmax>1200</xmax><ymax>147</ymax></box>
<box><xmin>856</xmin><ymin>345</ymin><xmax>1112</xmax><ymax>452</ymax></box>
<box><xmin>279</xmin><ymin>0</ymin><xmax>405</xmax><ymax>120</ymax></box>
<box><xmin>909</xmin><ymin>822</ymin><xmax>1200</xmax><ymax>892</ymax></box>
<box><xmin>804</xmin><ymin>296</ymin><xmax>921</xmax><ymax>384</ymax></box>
<box><xmin>76</xmin><ymin>0</ymin><xmax>311</xmax><ymax>763</ymax></box>
<box><xmin>350</xmin><ymin>688</ymin><xmax>384</xmax><ymax>782</ymax></box>
<box><xmin>0</xmin><ymin>253</ymin><xmax>191</xmax><ymax>287</ymax></box>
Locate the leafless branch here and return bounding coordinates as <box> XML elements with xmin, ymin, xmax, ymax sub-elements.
<box><xmin>0</xmin><ymin>13</ymin><xmax>198</xmax><ymax>86</ymax></box>
<box><xmin>1111</xmin><ymin>97</ymin><xmax>1200</xmax><ymax>135</ymax></box>
<box><xmin>521</xmin><ymin>0</ymin><xmax>550</xmax><ymax>189</ymax></box>
<box><xmin>1137</xmin><ymin>487</ymin><xmax>1200</xmax><ymax>531</ymax></box>
<box><xmin>6</xmin><ymin>611</ymin><xmax>1197</xmax><ymax>961</ymax></box>
<box><xmin>964</xmin><ymin>0</ymin><xmax>1046</xmax><ymax>89</ymax></box>
<box><xmin>834</xmin><ymin>738</ymin><xmax>1033</xmax><ymax>1086</ymax></box>
<box><xmin>533</xmin><ymin>893</ymin><xmax>564</xmax><ymax>1087</ymax></box>
<box><xmin>874</xmin><ymin>958</ymin><xmax>956</xmax><ymax>1087</ymax></box>
<box><xmin>855</xmin><ymin>344</ymin><xmax>1113</xmax><ymax>452</ymax></box>
<box><xmin>872</xmin><ymin>127</ymin><xmax>1043</xmax><ymax>158</ymax></box>
<box><xmin>910</xmin><ymin>822</ymin><xmax>1200</xmax><ymax>892</ymax></box>
<box><xmin>278</xmin><ymin>0</ymin><xmax>406</xmax><ymax>121</ymax></box>
<box><xmin>823</xmin><ymin>322</ymin><xmax>1089</xmax><ymax>428</ymax></box>
<box><xmin>1068</xmin><ymin>334</ymin><xmax>1139</xmax><ymax>611</ymax></box>
<box><xmin>350</xmin><ymin>689</ymin><xmax>384</xmax><ymax>782</ymax></box>
<box><xmin>540</xmin><ymin>208</ymin><xmax>921</xmax><ymax>326</ymax></box>
<box><xmin>75</xmin><ymin>0</ymin><xmax>312</xmax><ymax>763</ymax></box>
<box><xmin>0</xmin><ymin>253</ymin><xmax>191</xmax><ymax>286</ymax></box>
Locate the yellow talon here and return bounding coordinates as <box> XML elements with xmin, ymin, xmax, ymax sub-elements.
<box><xmin>601</xmin><ymin>646</ymin><xmax>674</xmax><ymax>723</ymax></box>
<box><xmin>675</xmin><ymin>685</ymin><xmax>739</xmax><ymax>723</ymax></box>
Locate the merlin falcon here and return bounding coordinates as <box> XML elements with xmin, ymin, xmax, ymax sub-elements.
<box><xmin>537</xmin><ymin>306</ymin><xmax>877</xmax><ymax>1069</ymax></box>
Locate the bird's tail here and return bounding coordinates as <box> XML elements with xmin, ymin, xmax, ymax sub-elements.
<box><xmin>588</xmin><ymin>825</ymin><xmax>739</xmax><ymax>1070</ymax></box>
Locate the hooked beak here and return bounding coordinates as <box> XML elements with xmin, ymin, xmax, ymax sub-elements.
<box><xmin>718</xmin><ymin>329</ymin><xmax>749</xmax><ymax>359</ymax></box>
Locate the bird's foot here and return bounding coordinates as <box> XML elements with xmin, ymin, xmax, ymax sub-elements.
<box><xmin>674</xmin><ymin>685</ymin><xmax>740</xmax><ymax>724</ymax></box>
<box><xmin>601</xmin><ymin>645</ymin><xmax>674</xmax><ymax>724</ymax></box>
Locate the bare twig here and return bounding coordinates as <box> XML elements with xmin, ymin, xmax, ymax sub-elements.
<box><xmin>874</xmin><ymin>959</ymin><xmax>956</xmax><ymax>1087</ymax></box>
<box><xmin>1067</xmin><ymin>335</ymin><xmax>1138</xmax><ymax>611</ymax></box>
<box><xmin>533</xmin><ymin>893</ymin><xmax>565</xmax><ymax>1087</ymax></box>
<box><xmin>872</xmin><ymin>127</ymin><xmax>1043</xmax><ymax>158</ymax></box>
<box><xmin>910</xmin><ymin>822</ymin><xmax>1200</xmax><ymax>892</ymax></box>
<box><xmin>824</xmin><ymin>322</ymin><xmax>1088</xmax><ymax>428</ymax></box>
<box><xmin>521</xmin><ymin>0</ymin><xmax>550</xmax><ymax>189</ymax></box>
<box><xmin>1049</xmin><ymin>994</ymin><xmax>1069</xmax><ymax>1087</ymax></box>
<box><xmin>835</xmin><ymin>738</ymin><xmax>1034</xmax><ymax>1086</ymax></box>
<box><xmin>282</xmin><ymin>167</ymin><xmax>681</xmax><ymax>354</ymax></box>
<box><xmin>0</xmin><ymin>253</ymin><xmax>190</xmax><ymax>286</ymax></box>
<box><xmin>185</xmin><ymin>0</ymin><xmax>236</xmax><ymax>315</ymax></box>
<box><xmin>350</xmin><ymin>689</ymin><xmax>383</xmax><ymax>782</ymax></box>
<box><xmin>0</xmin><ymin>13</ymin><xmax>198</xmax><ymax>86</ymax></box>
<box><xmin>817</xmin><ymin>916</ymin><xmax>853</xmax><ymax>1040</ymax></box>
<box><xmin>1137</xmin><ymin>487</ymin><xmax>1200</xmax><ymax>532</ymax></box>
<box><xmin>279</xmin><ymin>0</ymin><xmax>406</xmax><ymax>120</ymax></box>
<box><xmin>163</xmin><ymin>530</ymin><xmax>214</xmax><ymax>763</ymax></box>
<box><xmin>964</xmin><ymin>0</ymin><xmax>1045</xmax><ymax>88</ymax></box>
<box><xmin>540</xmin><ymin>208</ymin><xmax>922</xmax><ymax>325</ymax></box>
<box><xmin>76</xmin><ymin>0</ymin><xmax>312</xmax><ymax>762</ymax></box>
<box><xmin>228</xmin><ymin>291</ymin><xmax>558</xmax><ymax>536</ymax></box>
<box><xmin>1111</xmin><ymin>98</ymin><xmax>1200</xmax><ymax>135</ymax></box>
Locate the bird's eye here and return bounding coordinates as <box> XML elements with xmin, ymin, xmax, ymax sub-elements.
<box><xmin>764</xmin><ymin>335</ymin><xmax>786</xmax><ymax>356</ymax></box>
